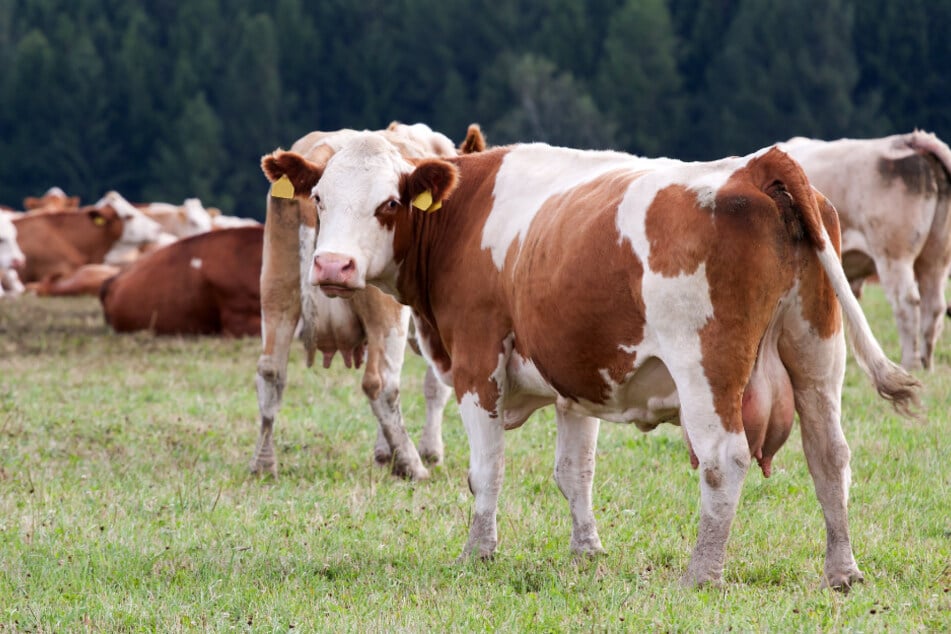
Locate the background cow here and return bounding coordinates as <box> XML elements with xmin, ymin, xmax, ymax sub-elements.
<box><xmin>22</xmin><ymin>186</ymin><xmax>81</xmax><ymax>213</ymax></box>
<box><xmin>250</xmin><ymin>123</ymin><xmax>483</xmax><ymax>481</ymax></box>
<box><xmin>782</xmin><ymin>131</ymin><xmax>951</xmax><ymax>370</ymax></box>
<box><xmin>0</xmin><ymin>213</ymin><xmax>26</xmax><ymax>298</ymax></box>
<box><xmin>100</xmin><ymin>226</ymin><xmax>263</xmax><ymax>337</ymax></box>
<box><xmin>262</xmin><ymin>135</ymin><xmax>920</xmax><ymax>589</ymax></box>
<box><xmin>13</xmin><ymin>199</ymin><xmax>161</xmax><ymax>285</ymax></box>
<box><xmin>140</xmin><ymin>198</ymin><xmax>214</xmax><ymax>238</ymax></box>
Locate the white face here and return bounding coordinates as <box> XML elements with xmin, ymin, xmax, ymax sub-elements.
<box><xmin>310</xmin><ymin>133</ymin><xmax>413</xmax><ymax>290</ymax></box>
<box><xmin>182</xmin><ymin>198</ymin><xmax>213</xmax><ymax>235</ymax></box>
<box><xmin>0</xmin><ymin>215</ymin><xmax>25</xmax><ymax>270</ymax></box>
<box><xmin>96</xmin><ymin>192</ymin><xmax>163</xmax><ymax>244</ymax></box>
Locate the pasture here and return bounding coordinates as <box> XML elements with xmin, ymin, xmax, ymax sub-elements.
<box><xmin>0</xmin><ymin>289</ymin><xmax>948</xmax><ymax>632</ymax></box>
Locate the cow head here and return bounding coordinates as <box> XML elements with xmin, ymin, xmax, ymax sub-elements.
<box><xmin>0</xmin><ymin>214</ymin><xmax>26</xmax><ymax>272</ymax></box>
<box><xmin>182</xmin><ymin>198</ymin><xmax>213</xmax><ymax>235</ymax></box>
<box><xmin>262</xmin><ymin>132</ymin><xmax>459</xmax><ymax>299</ymax></box>
<box><xmin>95</xmin><ymin>191</ymin><xmax>164</xmax><ymax>245</ymax></box>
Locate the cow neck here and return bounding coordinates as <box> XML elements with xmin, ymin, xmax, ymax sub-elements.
<box><xmin>393</xmin><ymin>149</ymin><xmax>510</xmax><ymax>383</ymax></box>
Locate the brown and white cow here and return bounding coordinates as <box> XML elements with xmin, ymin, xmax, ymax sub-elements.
<box><xmin>0</xmin><ymin>213</ymin><xmax>26</xmax><ymax>298</ymax></box>
<box><xmin>100</xmin><ymin>226</ymin><xmax>264</xmax><ymax>336</ymax></box>
<box><xmin>251</xmin><ymin>123</ymin><xmax>480</xmax><ymax>481</ymax></box>
<box><xmin>23</xmin><ymin>186</ymin><xmax>81</xmax><ymax>213</ymax></box>
<box><xmin>13</xmin><ymin>197</ymin><xmax>162</xmax><ymax>285</ymax></box>
<box><xmin>261</xmin><ymin>135</ymin><xmax>921</xmax><ymax>589</ymax></box>
<box><xmin>781</xmin><ymin>131</ymin><xmax>951</xmax><ymax>370</ymax></box>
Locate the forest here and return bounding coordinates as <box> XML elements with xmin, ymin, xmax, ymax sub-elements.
<box><xmin>1</xmin><ymin>0</ymin><xmax>949</xmax><ymax>219</ymax></box>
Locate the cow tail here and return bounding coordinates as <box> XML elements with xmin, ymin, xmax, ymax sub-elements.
<box><xmin>763</xmin><ymin>147</ymin><xmax>923</xmax><ymax>418</ymax></box>
<box><xmin>904</xmin><ymin>130</ymin><xmax>951</xmax><ymax>181</ymax></box>
<box><xmin>812</xmin><ymin>226</ymin><xmax>923</xmax><ymax>419</ymax></box>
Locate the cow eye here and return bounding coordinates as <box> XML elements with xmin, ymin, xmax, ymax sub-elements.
<box><xmin>386</xmin><ymin>199</ymin><xmax>398</xmax><ymax>209</ymax></box>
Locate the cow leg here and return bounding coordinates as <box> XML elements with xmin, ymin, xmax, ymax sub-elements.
<box><xmin>1</xmin><ymin>269</ymin><xmax>25</xmax><ymax>297</ymax></box>
<box><xmin>913</xmin><ymin>258</ymin><xmax>950</xmax><ymax>370</ymax></box>
<box><xmin>459</xmin><ymin>393</ymin><xmax>505</xmax><ymax>559</ymax></box>
<box><xmin>876</xmin><ymin>259</ymin><xmax>922</xmax><ymax>370</ymax></box>
<box><xmin>418</xmin><ymin>365</ymin><xmax>451</xmax><ymax>464</ymax></box>
<box><xmin>361</xmin><ymin>310</ymin><xmax>430</xmax><ymax>481</ymax></box>
<box><xmin>675</xmin><ymin>374</ymin><xmax>750</xmax><ymax>587</ymax></box>
<box><xmin>554</xmin><ymin>407</ymin><xmax>603</xmax><ymax>555</ymax></box>
<box><xmin>251</xmin><ymin>195</ymin><xmax>302</xmax><ymax>476</ymax></box>
<box><xmin>796</xmin><ymin>386</ymin><xmax>863</xmax><ymax>590</ymax></box>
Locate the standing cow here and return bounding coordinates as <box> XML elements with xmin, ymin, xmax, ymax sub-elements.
<box><xmin>782</xmin><ymin>131</ymin><xmax>951</xmax><ymax>370</ymax></box>
<box><xmin>252</xmin><ymin>123</ymin><xmax>483</xmax><ymax>481</ymax></box>
<box><xmin>261</xmin><ymin>135</ymin><xmax>921</xmax><ymax>589</ymax></box>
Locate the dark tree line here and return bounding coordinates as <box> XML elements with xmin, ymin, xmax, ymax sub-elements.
<box><xmin>1</xmin><ymin>0</ymin><xmax>948</xmax><ymax>219</ymax></box>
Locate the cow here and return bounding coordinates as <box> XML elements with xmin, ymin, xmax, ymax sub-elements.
<box><xmin>250</xmin><ymin>123</ymin><xmax>481</xmax><ymax>481</ymax></box>
<box><xmin>13</xmin><ymin>196</ymin><xmax>162</xmax><ymax>285</ymax></box>
<box><xmin>260</xmin><ymin>135</ymin><xmax>922</xmax><ymax>589</ymax></box>
<box><xmin>100</xmin><ymin>226</ymin><xmax>264</xmax><ymax>336</ymax></box>
<box><xmin>0</xmin><ymin>213</ymin><xmax>26</xmax><ymax>298</ymax></box>
<box><xmin>23</xmin><ymin>186</ymin><xmax>80</xmax><ymax>213</ymax></box>
<box><xmin>780</xmin><ymin>131</ymin><xmax>951</xmax><ymax>370</ymax></box>
<box><xmin>141</xmin><ymin>198</ymin><xmax>214</xmax><ymax>238</ymax></box>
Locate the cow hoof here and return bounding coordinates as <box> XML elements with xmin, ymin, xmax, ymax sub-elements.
<box><xmin>571</xmin><ymin>542</ymin><xmax>606</xmax><ymax>558</ymax></box>
<box><xmin>249</xmin><ymin>460</ymin><xmax>278</xmax><ymax>477</ymax></box>
<box><xmin>679</xmin><ymin>570</ymin><xmax>724</xmax><ymax>589</ymax></box>
<box><xmin>821</xmin><ymin>569</ymin><xmax>864</xmax><ymax>593</ymax></box>
<box><xmin>419</xmin><ymin>446</ymin><xmax>444</xmax><ymax>466</ymax></box>
<box><xmin>374</xmin><ymin>448</ymin><xmax>393</xmax><ymax>466</ymax></box>
<box><xmin>392</xmin><ymin>461</ymin><xmax>430</xmax><ymax>481</ymax></box>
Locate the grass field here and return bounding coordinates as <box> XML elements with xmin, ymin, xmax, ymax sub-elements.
<box><xmin>1</xmin><ymin>287</ymin><xmax>949</xmax><ymax>632</ymax></box>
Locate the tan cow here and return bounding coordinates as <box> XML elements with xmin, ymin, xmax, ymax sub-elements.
<box><xmin>262</xmin><ymin>136</ymin><xmax>921</xmax><ymax>589</ymax></box>
<box><xmin>100</xmin><ymin>226</ymin><xmax>263</xmax><ymax>336</ymax></box>
<box><xmin>251</xmin><ymin>123</ymin><xmax>482</xmax><ymax>480</ymax></box>
<box><xmin>23</xmin><ymin>186</ymin><xmax>80</xmax><ymax>213</ymax></box>
<box><xmin>781</xmin><ymin>131</ymin><xmax>951</xmax><ymax>369</ymax></box>
<box><xmin>13</xmin><ymin>200</ymin><xmax>161</xmax><ymax>285</ymax></box>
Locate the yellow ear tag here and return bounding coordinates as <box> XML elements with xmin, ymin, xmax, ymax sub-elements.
<box><xmin>271</xmin><ymin>174</ymin><xmax>294</xmax><ymax>199</ymax></box>
<box><xmin>427</xmin><ymin>200</ymin><xmax>442</xmax><ymax>213</ymax></box>
<box><xmin>412</xmin><ymin>190</ymin><xmax>433</xmax><ymax>211</ymax></box>
<box><xmin>93</xmin><ymin>216</ymin><xmax>106</xmax><ymax>226</ymax></box>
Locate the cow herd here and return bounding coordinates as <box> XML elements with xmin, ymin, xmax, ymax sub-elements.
<box><xmin>3</xmin><ymin>122</ymin><xmax>949</xmax><ymax>591</ymax></box>
<box><xmin>1</xmin><ymin>187</ymin><xmax>263</xmax><ymax>334</ymax></box>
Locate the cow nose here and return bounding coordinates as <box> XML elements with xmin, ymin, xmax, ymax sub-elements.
<box><xmin>12</xmin><ymin>256</ymin><xmax>25</xmax><ymax>270</ymax></box>
<box><xmin>312</xmin><ymin>253</ymin><xmax>357</xmax><ymax>288</ymax></box>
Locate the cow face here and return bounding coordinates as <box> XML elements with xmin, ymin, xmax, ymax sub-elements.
<box><xmin>0</xmin><ymin>215</ymin><xmax>26</xmax><ymax>271</ymax></box>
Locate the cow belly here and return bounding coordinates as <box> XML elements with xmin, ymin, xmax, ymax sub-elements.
<box><xmin>507</xmin><ymin>353</ymin><xmax>681</xmax><ymax>430</ymax></box>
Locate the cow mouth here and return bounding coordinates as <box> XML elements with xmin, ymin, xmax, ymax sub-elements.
<box><xmin>319</xmin><ymin>283</ymin><xmax>357</xmax><ymax>299</ymax></box>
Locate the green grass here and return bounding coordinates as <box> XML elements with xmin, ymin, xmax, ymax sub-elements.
<box><xmin>0</xmin><ymin>287</ymin><xmax>949</xmax><ymax>632</ymax></box>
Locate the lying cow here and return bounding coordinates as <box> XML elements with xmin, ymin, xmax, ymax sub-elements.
<box><xmin>251</xmin><ymin>123</ymin><xmax>483</xmax><ymax>481</ymax></box>
<box><xmin>23</xmin><ymin>186</ymin><xmax>80</xmax><ymax>213</ymax></box>
<box><xmin>13</xmin><ymin>196</ymin><xmax>162</xmax><ymax>285</ymax></box>
<box><xmin>261</xmin><ymin>135</ymin><xmax>921</xmax><ymax>589</ymax></box>
<box><xmin>0</xmin><ymin>213</ymin><xmax>26</xmax><ymax>298</ymax></box>
<box><xmin>100</xmin><ymin>226</ymin><xmax>263</xmax><ymax>336</ymax></box>
<box><xmin>781</xmin><ymin>131</ymin><xmax>951</xmax><ymax>370</ymax></box>
<box><xmin>140</xmin><ymin>198</ymin><xmax>214</xmax><ymax>238</ymax></box>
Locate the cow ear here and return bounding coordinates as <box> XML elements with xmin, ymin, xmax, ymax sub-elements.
<box><xmin>87</xmin><ymin>208</ymin><xmax>109</xmax><ymax>227</ymax></box>
<box><xmin>403</xmin><ymin>159</ymin><xmax>459</xmax><ymax>213</ymax></box>
<box><xmin>260</xmin><ymin>150</ymin><xmax>324</xmax><ymax>199</ymax></box>
<box><xmin>459</xmin><ymin>124</ymin><xmax>486</xmax><ymax>155</ymax></box>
